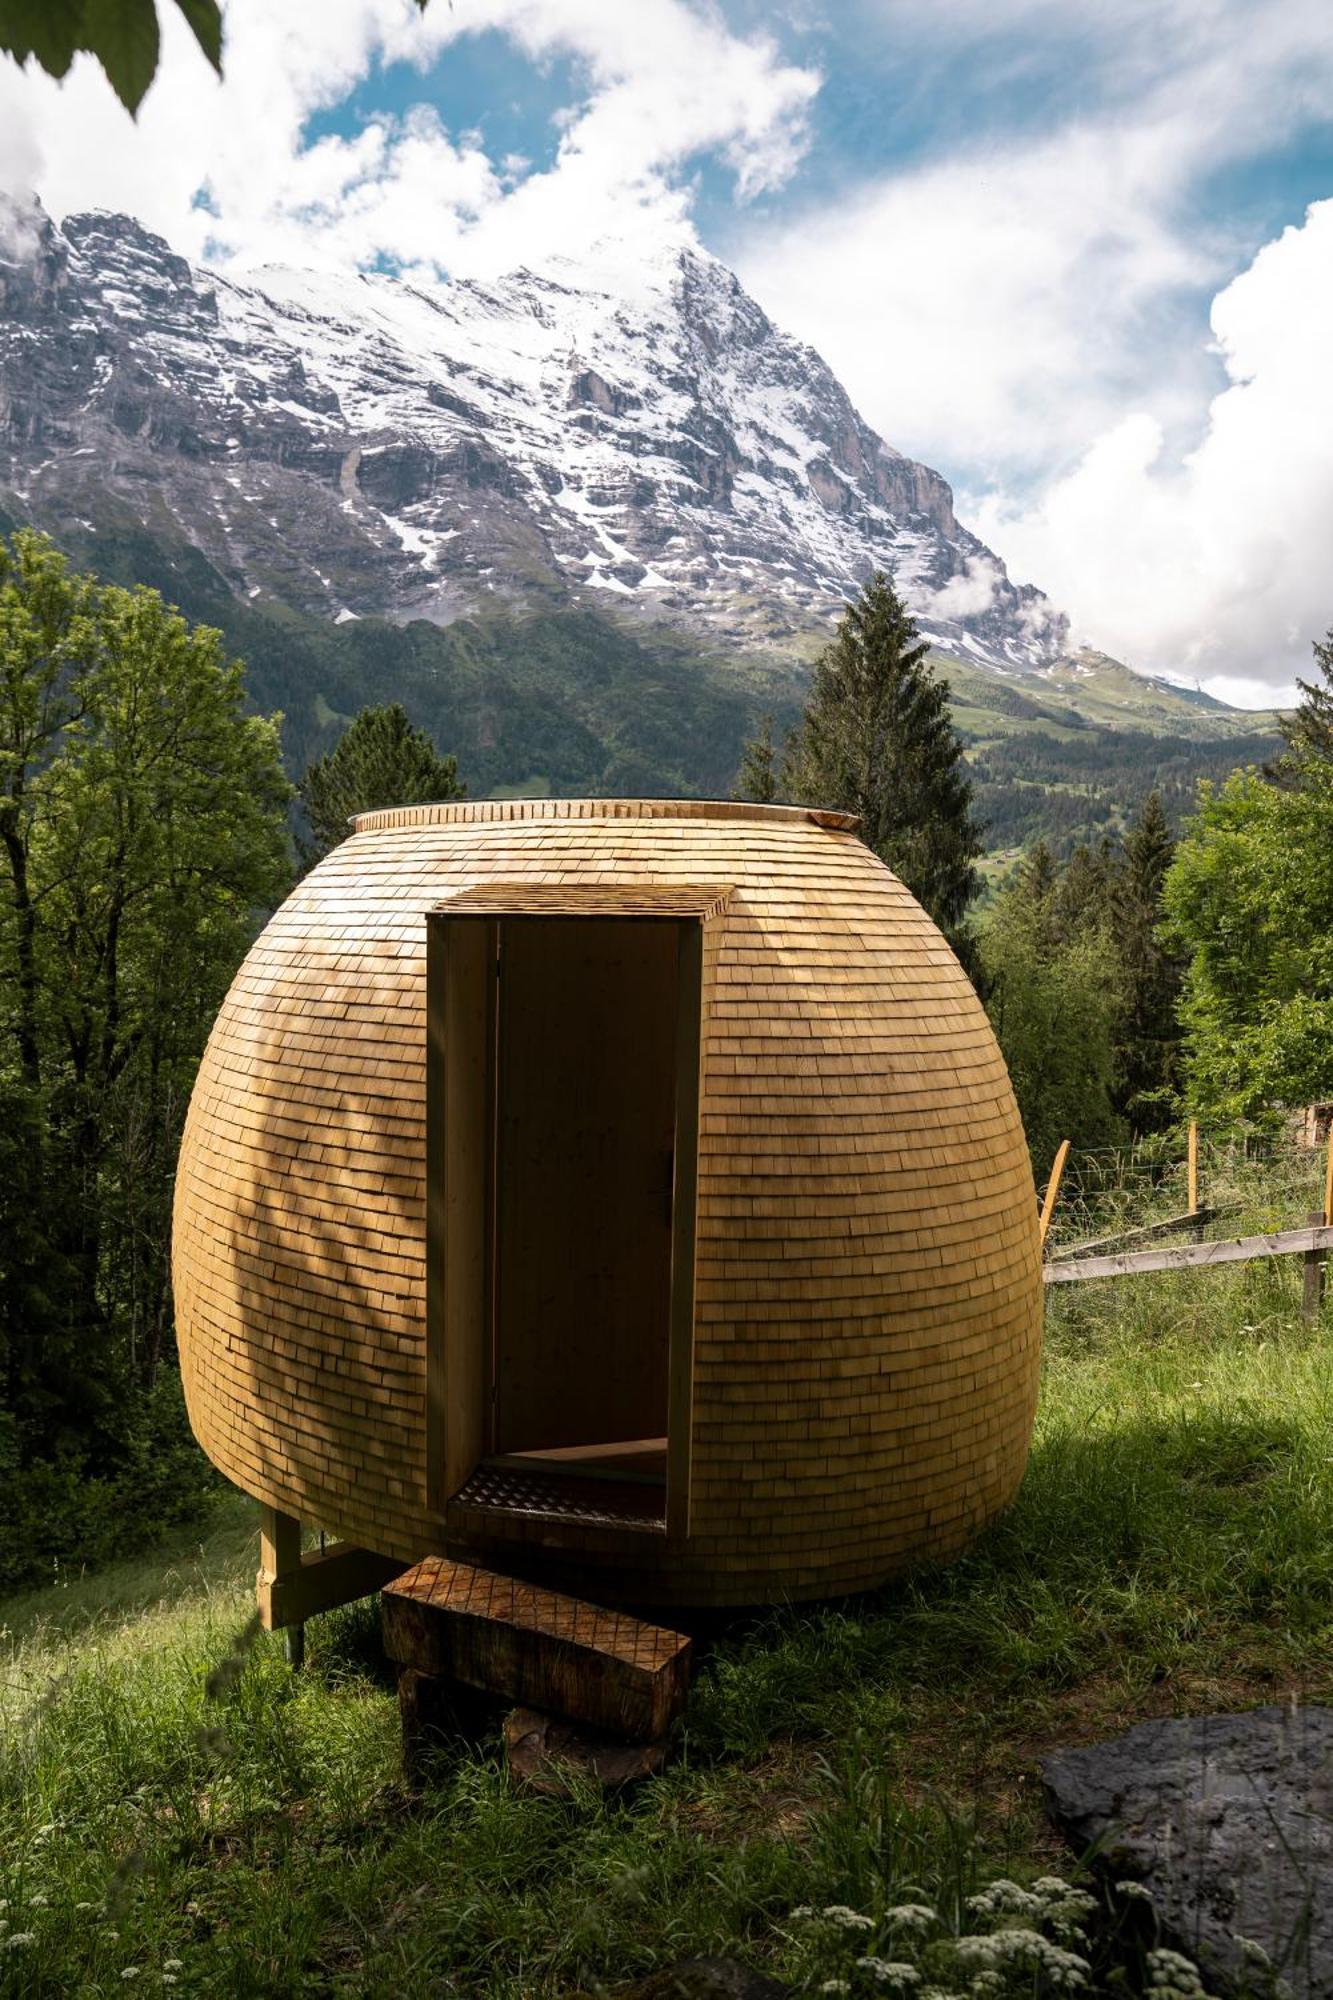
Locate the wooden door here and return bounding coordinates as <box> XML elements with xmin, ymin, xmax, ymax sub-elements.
<box><xmin>492</xmin><ymin>918</ymin><xmax>678</xmax><ymax>1455</ymax></box>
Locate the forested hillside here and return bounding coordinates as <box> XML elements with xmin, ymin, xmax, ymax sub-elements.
<box><xmin>0</xmin><ymin>504</ymin><xmax>1282</xmax><ymax>855</ymax></box>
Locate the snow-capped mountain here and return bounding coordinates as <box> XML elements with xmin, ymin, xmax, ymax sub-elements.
<box><xmin>0</xmin><ymin>200</ymin><xmax>1067</xmax><ymax>670</ymax></box>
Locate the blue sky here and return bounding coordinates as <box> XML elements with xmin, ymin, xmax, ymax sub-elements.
<box><xmin>2</xmin><ymin>0</ymin><xmax>1332</xmax><ymax>698</ymax></box>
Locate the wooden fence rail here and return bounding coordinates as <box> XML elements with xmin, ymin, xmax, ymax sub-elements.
<box><xmin>1044</xmin><ymin>1223</ymin><xmax>1333</xmax><ymax>1287</ymax></box>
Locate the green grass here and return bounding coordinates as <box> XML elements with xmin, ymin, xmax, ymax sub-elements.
<box><xmin>2</xmin><ymin>1222</ymin><xmax>1331</xmax><ymax>1994</ymax></box>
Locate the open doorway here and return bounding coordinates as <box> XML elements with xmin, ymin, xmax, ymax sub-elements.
<box><xmin>489</xmin><ymin>915</ymin><xmax>676</xmax><ymax>1515</ymax></box>
<box><xmin>427</xmin><ymin>884</ymin><xmax>727</xmax><ymax>1541</ymax></box>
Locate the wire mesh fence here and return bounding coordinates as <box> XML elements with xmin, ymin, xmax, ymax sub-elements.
<box><xmin>1043</xmin><ymin>1127</ymin><xmax>1332</xmax><ymax>1257</ymax></box>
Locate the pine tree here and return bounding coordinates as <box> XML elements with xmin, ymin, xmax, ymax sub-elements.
<box><xmin>733</xmin><ymin>713</ymin><xmax>779</xmax><ymax>803</ymax></box>
<box><xmin>299</xmin><ymin>702</ymin><xmax>465</xmax><ymax>866</ymax></box>
<box><xmin>783</xmin><ymin>570</ymin><xmax>984</xmax><ymax>951</ymax></box>
<box><xmin>1112</xmin><ymin>791</ymin><xmax>1184</xmax><ymax>1132</ymax></box>
<box><xmin>1275</xmin><ymin>625</ymin><xmax>1333</xmax><ymax>775</ymax></box>
<box><xmin>1053</xmin><ymin>836</ymin><xmax>1119</xmax><ymax>942</ymax></box>
<box><xmin>1016</xmin><ymin>839</ymin><xmax>1059</xmax><ymax>910</ymax></box>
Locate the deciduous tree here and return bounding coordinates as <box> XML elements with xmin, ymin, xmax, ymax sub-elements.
<box><xmin>1161</xmin><ymin>766</ymin><xmax>1333</xmax><ymax>1124</ymax></box>
<box><xmin>0</xmin><ymin>528</ymin><xmax>290</xmax><ymax>1449</ymax></box>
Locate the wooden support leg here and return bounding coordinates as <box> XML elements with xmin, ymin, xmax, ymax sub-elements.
<box><xmin>1304</xmin><ymin>1210</ymin><xmax>1327</xmax><ymax>1324</ymax></box>
<box><xmin>257</xmin><ymin>1502</ymin><xmax>407</xmax><ymax>1636</ymax></box>
<box><xmin>284</xmin><ymin>1625</ymin><xmax>306</xmax><ymax>1670</ymax></box>
<box><xmin>258</xmin><ymin>1503</ymin><xmax>302</xmax><ymax>1646</ymax></box>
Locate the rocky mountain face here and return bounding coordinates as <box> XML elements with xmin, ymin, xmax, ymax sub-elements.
<box><xmin>0</xmin><ymin>199</ymin><xmax>1067</xmax><ymax>670</ymax></box>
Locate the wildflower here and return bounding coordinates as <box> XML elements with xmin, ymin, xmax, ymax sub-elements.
<box><xmin>820</xmin><ymin>1905</ymin><xmax>875</xmax><ymax>1932</ymax></box>
<box><xmin>1145</xmin><ymin>1947</ymin><xmax>1216</xmax><ymax>1998</ymax></box>
<box><xmin>818</xmin><ymin>1983</ymin><xmax>851</xmax><ymax>1996</ymax></box>
<box><xmin>955</xmin><ymin>1929</ymin><xmax>1090</xmax><ymax>1992</ymax></box>
<box><xmin>1115</xmin><ymin>1880</ymin><xmax>1153</xmax><ymax>1903</ymax></box>
<box><xmin>3</xmin><ymin>1933</ymin><xmax>37</xmax><ymax>1949</ymax></box>
<box><xmin>75</xmin><ymin>1902</ymin><xmax>95</xmax><ymax>1912</ymax></box>
<box><xmin>1233</xmin><ymin>1936</ymin><xmax>1271</xmax><ymax>1967</ymax></box>
<box><xmin>886</xmin><ymin>1905</ymin><xmax>937</xmax><ymax>1934</ymax></box>
<box><xmin>855</xmin><ymin>1956</ymin><xmax>921</xmax><ymax>1987</ymax></box>
<box><xmin>790</xmin><ymin>1905</ymin><xmax>815</xmax><ymax>1921</ymax></box>
<box><xmin>28</xmin><ymin>1893</ymin><xmax>48</xmax><ymax>1907</ymax></box>
<box><xmin>966</xmin><ymin>1880</ymin><xmax>1041</xmax><ymax>1921</ymax></box>
<box><xmin>164</xmin><ymin>1962</ymin><xmax>184</xmax><ymax>1972</ymax></box>
<box><xmin>120</xmin><ymin>1970</ymin><xmax>142</xmax><ymax>1983</ymax></box>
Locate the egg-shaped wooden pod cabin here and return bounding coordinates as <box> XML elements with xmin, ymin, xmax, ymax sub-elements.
<box><xmin>173</xmin><ymin>799</ymin><xmax>1042</xmax><ymax>1612</ymax></box>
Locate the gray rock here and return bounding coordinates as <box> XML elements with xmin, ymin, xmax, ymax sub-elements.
<box><xmin>1043</xmin><ymin>1706</ymin><xmax>1333</xmax><ymax>1997</ymax></box>
<box><xmin>623</xmin><ymin>1962</ymin><xmax>791</xmax><ymax>1999</ymax></box>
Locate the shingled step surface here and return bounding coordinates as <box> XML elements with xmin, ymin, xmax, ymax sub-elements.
<box><xmin>381</xmin><ymin>1556</ymin><xmax>692</xmax><ymax>1739</ymax></box>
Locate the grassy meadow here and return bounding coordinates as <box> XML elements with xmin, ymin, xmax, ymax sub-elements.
<box><xmin>2</xmin><ymin>1150</ymin><xmax>1331</xmax><ymax>1998</ymax></box>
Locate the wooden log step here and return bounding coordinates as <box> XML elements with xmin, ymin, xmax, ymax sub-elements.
<box><xmin>381</xmin><ymin>1555</ymin><xmax>692</xmax><ymax>1740</ymax></box>
<box><xmin>503</xmin><ymin>1706</ymin><xmax>671</xmax><ymax>1794</ymax></box>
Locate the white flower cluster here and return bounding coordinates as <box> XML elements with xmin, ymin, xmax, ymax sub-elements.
<box><xmin>855</xmin><ymin>1957</ymin><xmax>922</xmax><ymax>1988</ymax></box>
<box><xmin>954</xmin><ymin>1927</ymin><xmax>1090</xmax><ymax>1993</ymax></box>
<box><xmin>1145</xmin><ymin>1947</ymin><xmax>1220</xmax><ymax>2000</ymax></box>
<box><xmin>790</xmin><ymin>1869</ymin><xmax>1220</xmax><ymax>1999</ymax></box>
<box><xmin>965</xmin><ymin>1881</ymin><xmax>1043</xmax><ymax>1922</ymax></box>
<box><xmin>792</xmin><ymin>1905</ymin><xmax>878</xmax><ymax>1934</ymax></box>
<box><xmin>885</xmin><ymin>1905</ymin><xmax>938</xmax><ymax>1936</ymax></box>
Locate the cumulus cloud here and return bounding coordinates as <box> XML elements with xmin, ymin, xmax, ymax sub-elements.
<box><xmin>0</xmin><ymin>0</ymin><xmax>819</xmax><ymax>280</ymax></box>
<box><xmin>967</xmin><ymin>200</ymin><xmax>1333</xmax><ymax>701</ymax></box>
<box><xmin>918</xmin><ymin>556</ymin><xmax>1003</xmax><ymax>621</ymax></box>
<box><xmin>727</xmin><ymin>0</ymin><xmax>1333</xmax><ymax>693</ymax></box>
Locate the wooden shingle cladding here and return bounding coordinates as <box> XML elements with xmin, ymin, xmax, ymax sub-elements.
<box><xmin>172</xmin><ymin>798</ymin><xmax>1042</xmax><ymax>1608</ymax></box>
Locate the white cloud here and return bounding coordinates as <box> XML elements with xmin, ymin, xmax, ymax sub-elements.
<box><xmin>728</xmin><ymin>0</ymin><xmax>1333</xmax><ymax>694</ymax></box>
<box><xmin>919</xmin><ymin>555</ymin><xmax>1003</xmax><ymax>621</ymax></box>
<box><xmin>968</xmin><ymin>200</ymin><xmax>1333</xmax><ymax>699</ymax></box>
<box><xmin>732</xmin><ymin>91</ymin><xmax>1276</xmax><ymax>486</ymax></box>
<box><xmin>0</xmin><ymin>0</ymin><xmax>819</xmax><ymax>280</ymax></box>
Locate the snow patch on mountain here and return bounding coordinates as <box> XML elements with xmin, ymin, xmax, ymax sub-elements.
<box><xmin>0</xmin><ymin>197</ymin><xmax>1067</xmax><ymax>668</ymax></box>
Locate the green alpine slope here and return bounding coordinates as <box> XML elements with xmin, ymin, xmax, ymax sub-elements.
<box><xmin>0</xmin><ymin>501</ymin><xmax>1285</xmax><ymax>855</ymax></box>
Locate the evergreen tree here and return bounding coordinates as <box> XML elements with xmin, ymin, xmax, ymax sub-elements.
<box><xmin>1016</xmin><ymin>838</ymin><xmax>1059</xmax><ymax>910</ymax></box>
<box><xmin>1112</xmin><ymin>792</ymin><xmax>1184</xmax><ymax>1131</ymax></box>
<box><xmin>1053</xmin><ymin>836</ymin><xmax>1119</xmax><ymax>942</ymax></box>
<box><xmin>783</xmin><ymin>571</ymin><xmax>984</xmax><ymax>953</ymax></box>
<box><xmin>1274</xmin><ymin>625</ymin><xmax>1333</xmax><ymax>776</ymax></box>
<box><xmin>733</xmin><ymin>713</ymin><xmax>779</xmax><ymax>803</ymax></box>
<box><xmin>299</xmin><ymin>702</ymin><xmax>465</xmax><ymax>866</ymax></box>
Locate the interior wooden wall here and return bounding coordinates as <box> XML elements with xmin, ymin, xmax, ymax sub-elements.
<box><xmin>493</xmin><ymin>917</ymin><xmax>678</xmax><ymax>1456</ymax></box>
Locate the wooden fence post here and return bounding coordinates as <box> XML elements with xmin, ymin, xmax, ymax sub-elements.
<box><xmin>1039</xmin><ymin>1140</ymin><xmax>1071</xmax><ymax>1252</ymax></box>
<box><xmin>1306</xmin><ymin>1140</ymin><xmax>1333</xmax><ymax>1325</ymax></box>
<box><xmin>1303</xmin><ymin>1211</ymin><xmax>1326</xmax><ymax>1324</ymax></box>
<box><xmin>1187</xmin><ymin>1119</ymin><xmax>1201</xmax><ymax>1237</ymax></box>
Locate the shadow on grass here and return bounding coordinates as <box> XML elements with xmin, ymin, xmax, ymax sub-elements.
<box><xmin>685</xmin><ymin>1402</ymin><xmax>1322</xmax><ymax>1761</ymax></box>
